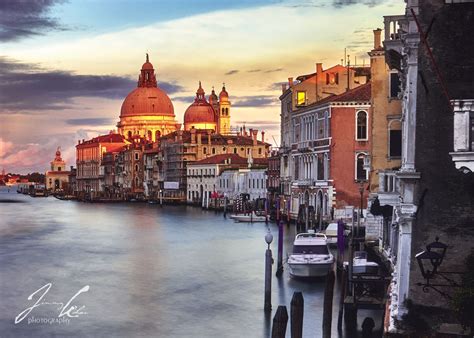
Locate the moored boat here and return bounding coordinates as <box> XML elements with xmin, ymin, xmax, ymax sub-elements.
<box><xmin>230</xmin><ymin>211</ymin><xmax>267</xmax><ymax>222</ymax></box>
<box><xmin>288</xmin><ymin>230</ymin><xmax>334</xmax><ymax>278</ymax></box>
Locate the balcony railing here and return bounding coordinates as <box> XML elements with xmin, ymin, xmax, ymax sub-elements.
<box><xmin>383</xmin><ymin>15</ymin><xmax>405</xmax><ymax>53</ymax></box>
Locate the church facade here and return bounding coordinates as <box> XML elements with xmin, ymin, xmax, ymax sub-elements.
<box><xmin>45</xmin><ymin>148</ymin><xmax>71</xmax><ymax>192</ymax></box>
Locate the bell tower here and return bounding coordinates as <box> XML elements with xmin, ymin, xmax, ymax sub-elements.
<box><xmin>218</xmin><ymin>84</ymin><xmax>231</xmax><ymax>135</ymax></box>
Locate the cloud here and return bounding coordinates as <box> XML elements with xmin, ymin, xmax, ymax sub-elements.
<box><xmin>332</xmin><ymin>0</ymin><xmax>385</xmax><ymax>8</ymax></box>
<box><xmin>264</xmin><ymin>68</ymin><xmax>284</xmax><ymax>73</ymax></box>
<box><xmin>0</xmin><ymin>129</ymin><xmax>104</xmax><ymax>173</ymax></box>
<box><xmin>159</xmin><ymin>81</ymin><xmax>185</xmax><ymax>94</ymax></box>
<box><xmin>0</xmin><ymin>0</ymin><xmax>67</xmax><ymax>42</ymax></box>
<box><xmin>232</xmin><ymin>95</ymin><xmax>279</xmax><ymax>107</ymax></box>
<box><xmin>234</xmin><ymin>120</ymin><xmax>280</xmax><ymax>128</ymax></box>
<box><xmin>225</xmin><ymin>69</ymin><xmax>239</xmax><ymax>75</ymax></box>
<box><xmin>0</xmin><ymin>57</ymin><xmax>183</xmax><ymax>112</ymax></box>
<box><xmin>65</xmin><ymin>118</ymin><xmax>115</xmax><ymax>126</ymax></box>
<box><xmin>171</xmin><ymin>95</ymin><xmax>195</xmax><ymax>104</ymax></box>
<box><xmin>267</xmin><ymin>81</ymin><xmax>288</xmax><ymax>91</ymax></box>
<box><xmin>0</xmin><ymin>138</ymin><xmax>14</xmax><ymax>157</ymax></box>
<box><xmin>247</xmin><ymin>69</ymin><xmax>262</xmax><ymax>73</ymax></box>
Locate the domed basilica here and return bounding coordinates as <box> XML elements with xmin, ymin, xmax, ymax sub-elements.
<box><xmin>117</xmin><ymin>55</ymin><xmax>231</xmax><ymax>141</ymax></box>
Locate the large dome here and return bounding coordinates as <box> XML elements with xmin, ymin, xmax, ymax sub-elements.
<box><xmin>117</xmin><ymin>55</ymin><xmax>178</xmax><ymax>141</ymax></box>
<box><xmin>120</xmin><ymin>86</ymin><xmax>174</xmax><ymax>117</ymax></box>
<box><xmin>120</xmin><ymin>53</ymin><xmax>175</xmax><ymax>118</ymax></box>
<box><xmin>183</xmin><ymin>82</ymin><xmax>217</xmax><ymax>131</ymax></box>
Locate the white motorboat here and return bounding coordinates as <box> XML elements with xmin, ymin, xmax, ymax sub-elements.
<box><xmin>230</xmin><ymin>211</ymin><xmax>267</xmax><ymax>222</ymax></box>
<box><xmin>288</xmin><ymin>230</ymin><xmax>334</xmax><ymax>278</ymax></box>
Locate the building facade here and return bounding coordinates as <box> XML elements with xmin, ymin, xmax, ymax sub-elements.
<box><xmin>159</xmin><ymin>129</ymin><xmax>270</xmax><ymax>202</ymax></box>
<box><xmin>45</xmin><ymin>147</ymin><xmax>71</xmax><ymax>192</ymax></box>
<box><xmin>279</xmin><ymin>62</ymin><xmax>372</xmax><ymax>219</ymax></box>
<box><xmin>382</xmin><ymin>1</ymin><xmax>474</xmax><ymax>334</ymax></box>
<box><xmin>76</xmin><ymin>133</ymin><xmax>127</xmax><ymax>196</ymax></box>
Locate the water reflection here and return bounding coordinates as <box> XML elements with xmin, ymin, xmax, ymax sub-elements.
<box><xmin>0</xmin><ymin>187</ymin><xmax>379</xmax><ymax>337</ymax></box>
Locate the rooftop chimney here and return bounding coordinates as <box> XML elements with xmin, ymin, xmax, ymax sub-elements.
<box><xmin>261</xmin><ymin>131</ymin><xmax>265</xmax><ymax>143</ymax></box>
<box><xmin>288</xmin><ymin>77</ymin><xmax>294</xmax><ymax>87</ymax></box>
<box><xmin>316</xmin><ymin>63</ymin><xmax>323</xmax><ymax>75</ymax></box>
<box><xmin>281</xmin><ymin>83</ymin><xmax>287</xmax><ymax>94</ymax></box>
<box><xmin>373</xmin><ymin>28</ymin><xmax>382</xmax><ymax>50</ymax></box>
<box><xmin>251</xmin><ymin>129</ymin><xmax>258</xmax><ymax>146</ymax></box>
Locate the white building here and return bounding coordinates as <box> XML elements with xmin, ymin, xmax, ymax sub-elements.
<box><xmin>218</xmin><ymin>167</ymin><xmax>267</xmax><ymax>201</ymax></box>
<box><xmin>187</xmin><ymin>154</ymin><xmax>268</xmax><ymax>206</ymax></box>
<box><xmin>382</xmin><ymin>3</ymin><xmax>421</xmax><ymax>332</ymax></box>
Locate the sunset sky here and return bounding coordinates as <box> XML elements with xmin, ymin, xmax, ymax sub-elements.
<box><xmin>0</xmin><ymin>0</ymin><xmax>404</xmax><ymax>174</ymax></box>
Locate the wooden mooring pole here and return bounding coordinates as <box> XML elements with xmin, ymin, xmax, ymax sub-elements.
<box><xmin>322</xmin><ymin>270</ymin><xmax>335</xmax><ymax>338</ymax></box>
<box><xmin>276</xmin><ymin>219</ymin><xmax>284</xmax><ymax>277</ymax></box>
<box><xmin>264</xmin><ymin>231</ymin><xmax>273</xmax><ymax>312</ymax></box>
<box><xmin>337</xmin><ymin>267</ymin><xmax>347</xmax><ymax>332</ymax></box>
<box><xmin>290</xmin><ymin>292</ymin><xmax>304</xmax><ymax>338</ymax></box>
<box><xmin>271</xmin><ymin>305</ymin><xmax>289</xmax><ymax>338</ymax></box>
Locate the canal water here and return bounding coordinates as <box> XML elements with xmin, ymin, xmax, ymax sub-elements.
<box><xmin>0</xmin><ymin>187</ymin><xmax>381</xmax><ymax>337</ymax></box>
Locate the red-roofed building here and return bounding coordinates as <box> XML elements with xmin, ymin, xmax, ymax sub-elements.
<box><xmin>76</xmin><ymin>132</ymin><xmax>128</xmax><ymax>197</ymax></box>
<box><xmin>159</xmin><ymin>127</ymin><xmax>270</xmax><ymax>202</ymax></box>
<box><xmin>281</xmin><ymin>81</ymin><xmax>372</xmax><ymax>221</ymax></box>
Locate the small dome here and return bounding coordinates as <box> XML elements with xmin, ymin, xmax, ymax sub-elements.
<box><xmin>219</xmin><ymin>84</ymin><xmax>229</xmax><ymax>101</ymax></box>
<box><xmin>209</xmin><ymin>87</ymin><xmax>218</xmax><ymax>104</ymax></box>
<box><xmin>141</xmin><ymin>61</ymin><xmax>153</xmax><ymax>70</ymax></box>
<box><xmin>141</xmin><ymin>53</ymin><xmax>153</xmax><ymax>70</ymax></box>
<box><xmin>183</xmin><ymin>82</ymin><xmax>216</xmax><ymax>130</ymax></box>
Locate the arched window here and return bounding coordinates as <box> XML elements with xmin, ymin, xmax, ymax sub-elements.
<box><xmin>155</xmin><ymin>130</ymin><xmax>161</xmax><ymax>140</ymax></box>
<box><xmin>356</xmin><ymin>111</ymin><xmax>368</xmax><ymax>140</ymax></box>
<box><xmin>135</xmin><ymin>164</ymin><xmax>139</xmax><ymax>172</ymax></box>
<box><xmin>135</xmin><ymin>177</ymin><xmax>139</xmax><ymax>187</ymax></box>
<box><xmin>356</xmin><ymin>153</ymin><xmax>368</xmax><ymax>180</ymax></box>
<box><xmin>147</xmin><ymin>130</ymin><xmax>152</xmax><ymax>141</ymax></box>
<box><xmin>128</xmin><ymin>131</ymin><xmax>132</xmax><ymax>139</ymax></box>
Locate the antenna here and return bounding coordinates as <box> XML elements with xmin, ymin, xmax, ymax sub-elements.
<box><xmin>271</xmin><ymin>135</ymin><xmax>280</xmax><ymax>147</ymax></box>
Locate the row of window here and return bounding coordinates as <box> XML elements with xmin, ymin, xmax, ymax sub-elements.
<box><xmin>248</xmin><ymin>178</ymin><xmax>265</xmax><ymax>190</ymax></box>
<box><xmin>202</xmin><ymin>147</ymin><xmax>263</xmax><ymax>155</ymax></box>
<box><xmin>188</xmin><ymin>168</ymin><xmax>217</xmax><ymax>176</ymax></box>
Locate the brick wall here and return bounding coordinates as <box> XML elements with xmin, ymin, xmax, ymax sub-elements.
<box><xmin>409</xmin><ymin>0</ymin><xmax>474</xmax><ymax>306</ymax></box>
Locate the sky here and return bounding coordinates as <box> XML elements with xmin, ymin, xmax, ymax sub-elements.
<box><xmin>0</xmin><ymin>0</ymin><xmax>405</xmax><ymax>174</ymax></box>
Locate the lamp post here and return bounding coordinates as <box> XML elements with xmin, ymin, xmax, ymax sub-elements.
<box><xmin>159</xmin><ymin>189</ymin><xmax>163</xmax><ymax>207</ymax></box>
<box><xmin>356</xmin><ymin>180</ymin><xmax>366</xmax><ymax>239</ymax></box>
<box><xmin>415</xmin><ymin>237</ymin><xmax>461</xmax><ymax>298</ymax></box>
<box><xmin>264</xmin><ymin>229</ymin><xmax>273</xmax><ymax>311</ymax></box>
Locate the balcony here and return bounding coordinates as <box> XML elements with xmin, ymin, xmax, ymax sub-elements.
<box><xmin>450</xmin><ymin>99</ymin><xmax>474</xmax><ymax>173</ymax></box>
<box><xmin>377</xmin><ymin>170</ymin><xmax>400</xmax><ymax>206</ymax></box>
<box><xmin>292</xmin><ymin>179</ymin><xmax>314</xmax><ymax>187</ymax></box>
<box><xmin>383</xmin><ymin>15</ymin><xmax>405</xmax><ymax>52</ymax></box>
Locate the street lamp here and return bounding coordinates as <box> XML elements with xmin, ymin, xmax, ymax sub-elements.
<box><xmin>264</xmin><ymin>229</ymin><xmax>273</xmax><ymax>311</ymax></box>
<box><xmin>356</xmin><ymin>180</ymin><xmax>366</xmax><ymax>239</ymax></box>
<box><xmin>415</xmin><ymin>237</ymin><xmax>461</xmax><ymax>298</ymax></box>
